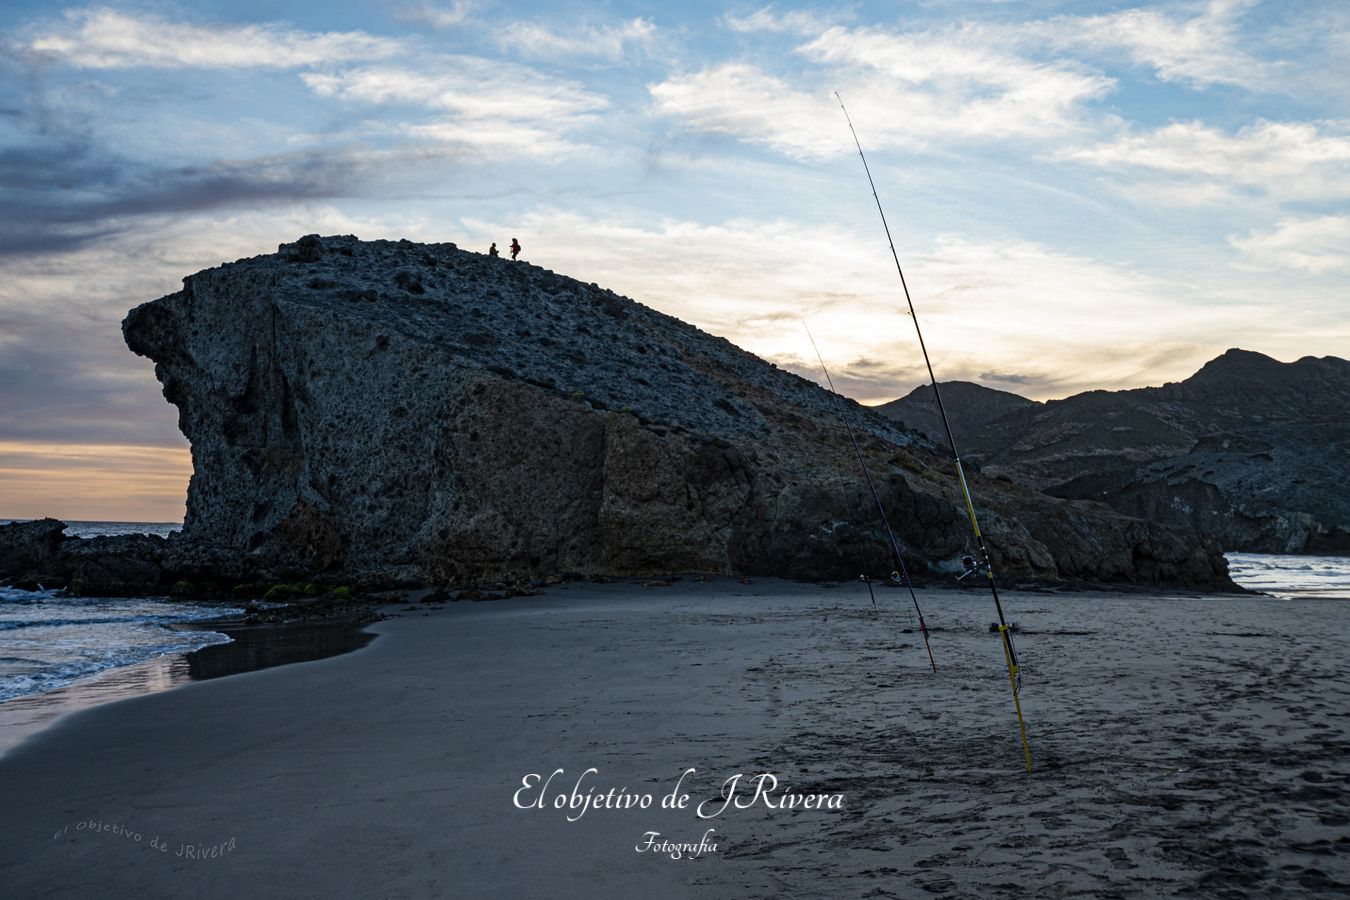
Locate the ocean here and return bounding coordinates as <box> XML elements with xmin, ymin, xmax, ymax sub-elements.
<box><xmin>1226</xmin><ymin>553</ymin><xmax>1350</xmax><ymax>600</ymax></box>
<box><xmin>0</xmin><ymin>520</ymin><xmax>238</xmax><ymax>703</ymax></box>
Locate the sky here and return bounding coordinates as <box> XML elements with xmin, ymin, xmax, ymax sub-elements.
<box><xmin>0</xmin><ymin>0</ymin><xmax>1347</xmax><ymax>521</ymax></box>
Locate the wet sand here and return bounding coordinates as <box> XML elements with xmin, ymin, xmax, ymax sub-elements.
<box><xmin>0</xmin><ymin>579</ymin><xmax>1346</xmax><ymax>898</ymax></box>
<box><xmin>0</xmin><ymin>619</ymin><xmax>374</xmax><ymax>757</ymax></box>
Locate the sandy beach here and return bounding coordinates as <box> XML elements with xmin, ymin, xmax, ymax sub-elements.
<box><xmin>1</xmin><ymin>578</ymin><xmax>1347</xmax><ymax>898</ymax></box>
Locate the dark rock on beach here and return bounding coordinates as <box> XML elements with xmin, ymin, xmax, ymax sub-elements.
<box><xmin>0</xmin><ymin>518</ymin><xmax>66</xmax><ymax>588</ymax></box>
<box><xmin>61</xmin><ymin>534</ymin><xmax>166</xmax><ymax>596</ymax></box>
<box><xmin>0</xmin><ymin>520</ymin><xmax>161</xmax><ymax>595</ymax></box>
<box><xmin>110</xmin><ymin>234</ymin><xmax>1237</xmax><ymax>590</ymax></box>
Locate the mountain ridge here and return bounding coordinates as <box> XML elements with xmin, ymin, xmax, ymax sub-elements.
<box><xmin>885</xmin><ymin>349</ymin><xmax>1349</xmax><ymax>553</ymax></box>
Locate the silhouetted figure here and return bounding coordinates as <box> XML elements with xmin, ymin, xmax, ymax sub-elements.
<box><xmin>510</xmin><ymin>238</ymin><xmax>521</xmax><ymax>261</ymax></box>
<box><xmin>488</xmin><ymin>242</ymin><xmax>498</xmax><ymax>258</ymax></box>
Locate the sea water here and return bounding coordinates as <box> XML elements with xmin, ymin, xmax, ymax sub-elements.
<box><xmin>0</xmin><ymin>520</ymin><xmax>238</xmax><ymax>702</ymax></box>
<box><xmin>1226</xmin><ymin>553</ymin><xmax>1350</xmax><ymax>600</ymax></box>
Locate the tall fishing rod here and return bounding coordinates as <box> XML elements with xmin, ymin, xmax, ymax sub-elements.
<box><xmin>835</xmin><ymin>92</ymin><xmax>1033</xmax><ymax>773</ymax></box>
<box><xmin>804</xmin><ymin>323</ymin><xmax>936</xmax><ymax>673</ymax></box>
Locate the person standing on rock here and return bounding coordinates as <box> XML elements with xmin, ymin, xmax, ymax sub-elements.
<box><xmin>510</xmin><ymin>238</ymin><xmax>521</xmax><ymax>261</ymax></box>
<box><xmin>488</xmin><ymin>242</ymin><xmax>499</xmax><ymax>258</ymax></box>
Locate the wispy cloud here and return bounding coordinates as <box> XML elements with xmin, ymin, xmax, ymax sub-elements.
<box><xmin>649</xmin><ymin>65</ymin><xmax>851</xmax><ymax>159</ymax></box>
<box><xmin>302</xmin><ymin>59</ymin><xmax>608</xmax><ymax>157</ymax></box>
<box><xmin>26</xmin><ymin>6</ymin><xmax>402</xmax><ymax>69</ymax></box>
<box><xmin>0</xmin><ymin>138</ymin><xmax>368</xmax><ymax>257</ymax></box>
<box><xmin>1230</xmin><ymin>215</ymin><xmax>1350</xmax><ymax>272</ymax></box>
<box><xmin>394</xmin><ymin>0</ymin><xmax>473</xmax><ymax>30</ymax></box>
<box><xmin>302</xmin><ymin>61</ymin><xmax>606</xmax><ymax>120</ymax></box>
<box><xmin>1040</xmin><ymin>0</ymin><xmax>1273</xmax><ymax>90</ymax></box>
<box><xmin>723</xmin><ymin>5</ymin><xmax>847</xmax><ymax>35</ymax></box>
<box><xmin>498</xmin><ymin>18</ymin><xmax>656</xmax><ymax>62</ymax></box>
<box><xmin>651</xmin><ymin>22</ymin><xmax>1112</xmax><ymax>159</ymax></box>
<box><xmin>1059</xmin><ymin>119</ymin><xmax>1350</xmax><ymax>203</ymax></box>
<box><xmin>801</xmin><ymin>25</ymin><xmax>1114</xmax><ymax>139</ymax></box>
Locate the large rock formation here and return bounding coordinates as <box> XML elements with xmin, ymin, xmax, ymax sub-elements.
<box><xmin>117</xmin><ymin>235</ymin><xmax>1234</xmax><ymax>589</ymax></box>
<box><xmin>892</xmin><ymin>350</ymin><xmax>1350</xmax><ymax>554</ymax></box>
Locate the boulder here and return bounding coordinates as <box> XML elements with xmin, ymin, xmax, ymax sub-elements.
<box><xmin>0</xmin><ymin>518</ymin><xmax>66</xmax><ymax>587</ymax></box>
<box><xmin>59</xmin><ymin>534</ymin><xmax>166</xmax><ymax>596</ymax></box>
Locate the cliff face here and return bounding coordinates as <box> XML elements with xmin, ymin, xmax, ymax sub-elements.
<box><xmin>121</xmin><ymin>235</ymin><xmax>1233</xmax><ymax>589</ymax></box>
<box><xmin>939</xmin><ymin>350</ymin><xmax>1350</xmax><ymax>553</ymax></box>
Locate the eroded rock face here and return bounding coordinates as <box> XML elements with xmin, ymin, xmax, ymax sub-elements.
<box><xmin>120</xmin><ymin>235</ymin><xmax>1236</xmax><ymax>589</ymax></box>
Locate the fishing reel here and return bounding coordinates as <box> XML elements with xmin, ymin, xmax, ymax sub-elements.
<box><xmin>888</xmin><ymin>570</ymin><xmax>907</xmax><ymax>587</ymax></box>
<box><xmin>957</xmin><ymin>554</ymin><xmax>988</xmax><ymax>582</ymax></box>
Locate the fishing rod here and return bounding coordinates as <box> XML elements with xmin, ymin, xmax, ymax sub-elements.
<box><xmin>858</xmin><ymin>557</ymin><xmax>877</xmax><ymax>609</ymax></box>
<box><xmin>804</xmin><ymin>323</ymin><xmax>937</xmax><ymax>673</ymax></box>
<box><xmin>834</xmin><ymin>92</ymin><xmax>1033</xmax><ymax>773</ymax></box>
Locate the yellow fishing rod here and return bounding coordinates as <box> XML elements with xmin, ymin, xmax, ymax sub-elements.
<box><xmin>835</xmin><ymin>92</ymin><xmax>1033</xmax><ymax>773</ymax></box>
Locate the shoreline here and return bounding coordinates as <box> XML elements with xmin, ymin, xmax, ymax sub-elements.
<box><xmin>1</xmin><ymin>561</ymin><xmax>1342</xmax><ymax>761</ymax></box>
<box><xmin>0</xmin><ymin>556</ymin><xmax>1342</xmax><ymax>763</ymax></box>
<box><xmin>1</xmin><ymin>578</ymin><xmax>1346</xmax><ymax>897</ymax></box>
<box><xmin>0</xmin><ymin>615</ymin><xmax>378</xmax><ymax>759</ymax></box>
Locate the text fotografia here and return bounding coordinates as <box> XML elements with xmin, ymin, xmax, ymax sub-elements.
<box><xmin>53</xmin><ymin>820</ymin><xmax>237</xmax><ymax>860</ymax></box>
<box><xmin>513</xmin><ymin>768</ymin><xmax>845</xmax><ymax>823</ymax></box>
<box><xmin>636</xmin><ymin>829</ymin><xmax>719</xmax><ymax>860</ymax></box>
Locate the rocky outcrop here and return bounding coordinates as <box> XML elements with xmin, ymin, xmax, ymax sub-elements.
<box><xmin>921</xmin><ymin>350</ymin><xmax>1350</xmax><ymax>553</ymax></box>
<box><xmin>115</xmin><ymin>235</ymin><xmax>1236</xmax><ymax>590</ymax></box>
<box><xmin>0</xmin><ymin>519</ymin><xmax>66</xmax><ymax>588</ymax></box>
<box><xmin>0</xmin><ymin>520</ymin><xmax>167</xmax><ymax>595</ymax></box>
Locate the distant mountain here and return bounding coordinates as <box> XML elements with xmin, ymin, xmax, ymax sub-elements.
<box><xmin>928</xmin><ymin>349</ymin><xmax>1350</xmax><ymax>554</ymax></box>
<box><xmin>875</xmin><ymin>381</ymin><xmax>1038</xmax><ymax>447</ymax></box>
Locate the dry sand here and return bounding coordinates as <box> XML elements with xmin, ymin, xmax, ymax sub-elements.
<box><xmin>0</xmin><ymin>578</ymin><xmax>1347</xmax><ymax>898</ymax></box>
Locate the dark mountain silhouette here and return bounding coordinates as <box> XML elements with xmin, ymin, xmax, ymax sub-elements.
<box><xmin>896</xmin><ymin>350</ymin><xmax>1350</xmax><ymax>553</ymax></box>
<box><xmin>875</xmin><ymin>381</ymin><xmax>1038</xmax><ymax>448</ymax></box>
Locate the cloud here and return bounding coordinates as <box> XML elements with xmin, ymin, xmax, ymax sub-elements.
<box><xmin>650</xmin><ymin>23</ymin><xmax>1112</xmax><ymax>159</ymax></box>
<box><xmin>800</xmin><ymin>25</ymin><xmax>1114</xmax><ymax>137</ymax></box>
<box><xmin>497</xmin><ymin>18</ymin><xmax>656</xmax><ymax>62</ymax></box>
<box><xmin>0</xmin><ymin>138</ymin><xmax>367</xmax><ymax>257</ymax></box>
<box><xmin>1041</xmin><ymin>0</ymin><xmax>1273</xmax><ymax>90</ymax></box>
<box><xmin>723</xmin><ymin>5</ymin><xmax>845</xmax><ymax>35</ymax></box>
<box><xmin>301</xmin><ymin>59</ymin><xmax>608</xmax><ymax>158</ymax></box>
<box><xmin>1230</xmin><ymin>215</ymin><xmax>1350</xmax><ymax>272</ymax></box>
<box><xmin>1059</xmin><ymin>119</ymin><xmax>1350</xmax><ymax>203</ymax></box>
<box><xmin>26</xmin><ymin>6</ymin><xmax>403</xmax><ymax>69</ymax></box>
<box><xmin>0</xmin><ymin>24</ymin><xmax>613</xmax><ymax>258</ymax></box>
<box><xmin>978</xmin><ymin>371</ymin><xmax>1036</xmax><ymax>386</ymax></box>
<box><xmin>302</xmin><ymin>61</ymin><xmax>607</xmax><ymax>120</ymax></box>
<box><xmin>394</xmin><ymin>1</ymin><xmax>473</xmax><ymax>30</ymax></box>
<box><xmin>649</xmin><ymin>65</ymin><xmax>852</xmax><ymax>159</ymax></box>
